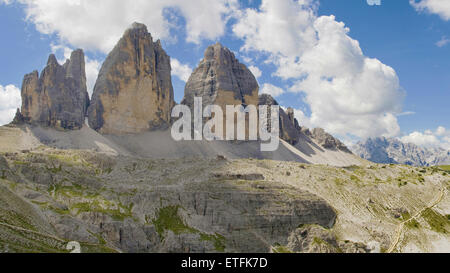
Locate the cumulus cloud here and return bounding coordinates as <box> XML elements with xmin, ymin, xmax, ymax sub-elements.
<box><xmin>85</xmin><ymin>59</ymin><xmax>101</xmax><ymax>97</ymax></box>
<box><xmin>233</xmin><ymin>0</ymin><xmax>404</xmax><ymax>138</ymax></box>
<box><xmin>400</xmin><ymin>131</ymin><xmax>441</xmax><ymax>147</ymax></box>
<box><xmin>0</xmin><ymin>84</ymin><xmax>21</xmax><ymax>126</ymax></box>
<box><xmin>171</xmin><ymin>58</ymin><xmax>192</xmax><ymax>82</ymax></box>
<box><xmin>5</xmin><ymin>0</ymin><xmax>238</xmax><ymax>53</ymax></box>
<box><xmin>260</xmin><ymin>83</ymin><xmax>285</xmax><ymax>98</ymax></box>
<box><xmin>292</xmin><ymin>108</ymin><xmax>313</xmax><ymax>129</ymax></box>
<box><xmin>410</xmin><ymin>0</ymin><xmax>450</xmax><ymax>21</ymax></box>
<box><xmin>248</xmin><ymin>65</ymin><xmax>262</xmax><ymax>79</ymax></box>
<box><xmin>401</xmin><ymin>126</ymin><xmax>450</xmax><ymax>149</ymax></box>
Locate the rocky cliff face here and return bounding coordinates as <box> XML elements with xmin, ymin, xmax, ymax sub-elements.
<box><xmin>20</xmin><ymin>50</ymin><xmax>89</xmax><ymax>130</ymax></box>
<box><xmin>258</xmin><ymin>94</ymin><xmax>301</xmax><ymax>145</ymax></box>
<box><xmin>258</xmin><ymin>94</ymin><xmax>351</xmax><ymax>153</ymax></box>
<box><xmin>182</xmin><ymin>43</ymin><xmax>259</xmax><ymax>109</ymax></box>
<box><xmin>88</xmin><ymin>23</ymin><xmax>175</xmax><ymax>135</ymax></box>
<box><xmin>352</xmin><ymin>137</ymin><xmax>450</xmax><ymax>166</ymax></box>
<box><xmin>310</xmin><ymin>128</ymin><xmax>351</xmax><ymax>153</ymax></box>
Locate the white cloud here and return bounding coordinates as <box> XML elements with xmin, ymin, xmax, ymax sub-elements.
<box><xmin>410</xmin><ymin>0</ymin><xmax>450</xmax><ymax>21</ymax></box>
<box><xmin>436</xmin><ymin>126</ymin><xmax>447</xmax><ymax>136</ymax></box>
<box><xmin>233</xmin><ymin>0</ymin><xmax>404</xmax><ymax>139</ymax></box>
<box><xmin>436</xmin><ymin>36</ymin><xmax>450</xmax><ymax>47</ymax></box>
<box><xmin>396</xmin><ymin>111</ymin><xmax>416</xmax><ymax>117</ymax></box>
<box><xmin>260</xmin><ymin>83</ymin><xmax>284</xmax><ymax>97</ymax></box>
<box><xmin>292</xmin><ymin>108</ymin><xmax>313</xmax><ymax>129</ymax></box>
<box><xmin>0</xmin><ymin>84</ymin><xmax>21</xmax><ymax>126</ymax></box>
<box><xmin>401</xmin><ymin>126</ymin><xmax>450</xmax><ymax>149</ymax></box>
<box><xmin>401</xmin><ymin>131</ymin><xmax>441</xmax><ymax>147</ymax></box>
<box><xmin>248</xmin><ymin>65</ymin><xmax>262</xmax><ymax>79</ymax></box>
<box><xmin>171</xmin><ymin>58</ymin><xmax>192</xmax><ymax>82</ymax></box>
<box><xmin>85</xmin><ymin>58</ymin><xmax>100</xmax><ymax>97</ymax></box>
<box><xmin>6</xmin><ymin>0</ymin><xmax>238</xmax><ymax>53</ymax></box>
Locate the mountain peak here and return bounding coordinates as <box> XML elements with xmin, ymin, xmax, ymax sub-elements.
<box><xmin>21</xmin><ymin>49</ymin><xmax>89</xmax><ymax>130</ymax></box>
<box><xmin>352</xmin><ymin>137</ymin><xmax>450</xmax><ymax>166</ymax></box>
<box><xmin>47</xmin><ymin>54</ymin><xmax>59</xmax><ymax>66</ymax></box>
<box><xmin>130</xmin><ymin>22</ymin><xmax>148</xmax><ymax>31</ymax></box>
<box><xmin>88</xmin><ymin>22</ymin><xmax>174</xmax><ymax>134</ymax></box>
<box><xmin>182</xmin><ymin>42</ymin><xmax>259</xmax><ymax>109</ymax></box>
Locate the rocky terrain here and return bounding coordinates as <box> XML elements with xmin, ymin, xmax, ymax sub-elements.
<box><xmin>0</xmin><ymin>140</ymin><xmax>448</xmax><ymax>253</ymax></box>
<box><xmin>352</xmin><ymin>137</ymin><xmax>450</xmax><ymax>167</ymax></box>
<box><xmin>1</xmin><ymin>22</ymin><xmax>448</xmax><ymax>253</ymax></box>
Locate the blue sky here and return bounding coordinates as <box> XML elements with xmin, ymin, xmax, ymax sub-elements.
<box><xmin>0</xmin><ymin>0</ymin><xmax>449</xmax><ymax>148</ymax></box>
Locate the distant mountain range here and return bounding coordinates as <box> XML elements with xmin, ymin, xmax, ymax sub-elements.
<box><xmin>352</xmin><ymin>137</ymin><xmax>450</xmax><ymax>166</ymax></box>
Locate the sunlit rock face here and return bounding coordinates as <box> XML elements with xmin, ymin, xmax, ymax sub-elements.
<box><xmin>88</xmin><ymin>22</ymin><xmax>175</xmax><ymax>135</ymax></box>
<box><xmin>182</xmin><ymin>42</ymin><xmax>259</xmax><ymax>110</ymax></box>
<box><xmin>181</xmin><ymin>43</ymin><xmax>260</xmax><ymax>140</ymax></box>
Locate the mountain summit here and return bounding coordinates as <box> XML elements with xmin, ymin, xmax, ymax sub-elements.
<box><xmin>20</xmin><ymin>49</ymin><xmax>89</xmax><ymax>130</ymax></box>
<box><xmin>88</xmin><ymin>22</ymin><xmax>175</xmax><ymax>134</ymax></box>
<box><xmin>352</xmin><ymin>137</ymin><xmax>450</xmax><ymax>166</ymax></box>
<box><xmin>182</xmin><ymin>42</ymin><xmax>259</xmax><ymax>109</ymax></box>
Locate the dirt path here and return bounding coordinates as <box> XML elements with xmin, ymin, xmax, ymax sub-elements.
<box><xmin>387</xmin><ymin>186</ymin><xmax>447</xmax><ymax>253</ymax></box>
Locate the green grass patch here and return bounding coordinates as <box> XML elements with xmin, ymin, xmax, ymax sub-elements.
<box><xmin>405</xmin><ymin>218</ymin><xmax>421</xmax><ymax>229</ymax></box>
<box><xmin>200</xmin><ymin>233</ymin><xmax>227</xmax><ymax>252</ymax></box>
<box><xmin>272</xmin><ymin>245</ymin><xmax>292</xmax><ymax>253</ymax></box>
<box><xmin>151</xmin><ymin>206</ymin><xmax>227</xmax><ymax>251</ymax></box>
<box><xmin>87</xmin><ymin>230</ymin><xmax>107</xmax><ymax>245</ymax></box>
<box><xmin>152</xmin><ymin>206</ymin><xmax>197</xmax><ymax>239</ymax></box>
<box><xmin>70</xmin><ymin>200</ymin><xmax>133</xmax><ymax>221</ymax></box>
<box><xmin>350</xmin><ymin>175</ymin><xmax>361</xmax><ymax>183</ymax></box>
<box><xmin>421</xmin><ymin>208</ymin><xmax>449</xmax><ymax>234</ymax></box>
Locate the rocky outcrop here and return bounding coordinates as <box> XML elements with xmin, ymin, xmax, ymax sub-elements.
<box><xmin>10</xmin><ymin>108</ymin><xmax>24</xmax><ymax>125</ymax></box>
<box><xmin>0</xmin><ymin>150</ymin><xmax>337</xmax><ymax>253</ymax></box>
<box><xmin>286</xmin><ymin>225</ymin><xmax>368</xmax><ymax>253</ymax></box>
<box><xmin>182</xmin><ymin>43</ymin><xmax>259</xmax><ymax>109</ymax></box>
<box><xmin>258</xmin><ymin>94</ymin><xmax>301</xmax><ymax>145</ymax></box>
<box><xmin>20</xmin><ymin>50</ymin><xmax>89</xmax><ymax>130</ymax></box>
<box><xmin>88</xmin><ymin>22</ymin><xmax>175</xmax><ymax>135</ymax></box>
<box><xmin>310</xmin><ymin>128</ymin><xmax>351</xmax><ymax>153</ymax></box>
<box><xmin>258</xmin><ymin>94</ymin><xmax>351</xmax><ymax>153</ymax></box>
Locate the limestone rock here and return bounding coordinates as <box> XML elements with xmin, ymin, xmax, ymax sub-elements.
<box><xmin>20</xmin><ymin>50</ymin><xmax>89</xmax><ymax>130</ymax></box>
<box><xmin>88</xmin><ymin>22</ymin><xmax>175</xmax><ymax>135</ymax></box>
<box><xmin>182</xmin><ymin>43</ymin><xmax>259</xmax><ymax>109</ymax></box>
<box><xmin>258</xmin><ymin>94</ymin><xmax>300</xmax><ymax>145</ymax></box>
<box><xmin>286</xmin><ymin>225</ymin><xmax>368</xmax><ymax>253</ymax></box>
<box><xmin>311</xmin><ymin>128</ymin><xmax>351</xmax><ymax>153</ymax></box>
<box><xmin>11</xmin><ymin>108</ymin><xmax>24</xmax><ymax>125</ymax></box>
